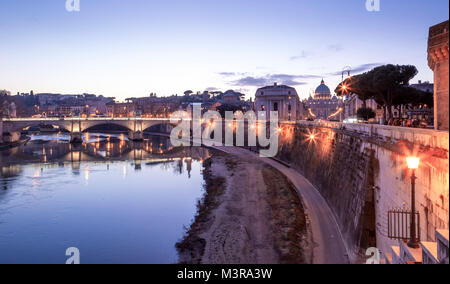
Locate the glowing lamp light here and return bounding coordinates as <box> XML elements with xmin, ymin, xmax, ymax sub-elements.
<box><xmin>406</xmin><ymin>157</ymin><xmax>420</xmax><ymax>170</ymax></box>
<box><xmin>310</xmin><ymin>134</ymin><xmax>316</xmax><ymax>140</ymax></box>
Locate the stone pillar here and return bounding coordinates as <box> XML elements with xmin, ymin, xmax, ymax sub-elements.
<box><xmin>70</xmin><ymin>132</ymin><xmax>83</xmax><ymax>144</ymax></box>
<box><xmin>2</xmin><ymin>131</ymin><xmax>20</xmax><ymax>143</ymax></box>
<box><xmin>128</xmin><ymin>131</ymin><xmax>144</xmax><ymax>141</ymax></box>
<box><xmin>129</xmin><ymin>119</ymin><xmax>144</xmax><ymax>141</ymax></box>
<box><xmin>428</xmin><ymin>20</ymin><xmax>449</xmax><ymax>131</ymax></box>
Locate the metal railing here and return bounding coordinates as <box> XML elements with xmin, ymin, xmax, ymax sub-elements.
<box><xmin>388</xmin><ymin>209</ymin><xmax>421</xmax><ymax>242</ymax></box>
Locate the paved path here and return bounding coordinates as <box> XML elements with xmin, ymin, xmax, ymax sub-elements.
<box><xmin>213</xmin><ymin>146</ymin><xmax>350</xmax><ymax>264</ymax></box>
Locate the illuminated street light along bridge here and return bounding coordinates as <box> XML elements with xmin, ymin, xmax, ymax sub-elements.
<box><xmin>1</xmin><ymin>116</ymin><xmax>299</xmax><ymax>144</ymax></box>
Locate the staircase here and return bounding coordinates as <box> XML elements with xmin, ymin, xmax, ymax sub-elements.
<box><xmin>421</xmin><ymin>230</ymin><xmax>449</xmax><ymax>264</ymax></box>
<box><xmin>386</xmin><ymin>229</ymin><xmax>449</xmax><ymax>264</ymax></box>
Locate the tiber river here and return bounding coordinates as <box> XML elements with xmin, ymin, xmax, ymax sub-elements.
<box><xmin>0</xmin><ymin>133</ymin><xmax>211</xmax><ymax>264</ymax></box>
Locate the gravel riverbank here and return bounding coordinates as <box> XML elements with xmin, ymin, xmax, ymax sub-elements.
<box><xmin>177</xmin><ymin>152</ymin><xmax>312</xmax><ymax>264</ymax></box>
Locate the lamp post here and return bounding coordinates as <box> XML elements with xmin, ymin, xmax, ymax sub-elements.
<box><xmin>341</xmin><ymin>66</ymin><xmax>352</xmax><ymax>84</ymax></box>
<box><xmin>342</xmin><ymin>70</ymin><xmax>351</xmax><ymax>83</ymax></box>
<box><xmin>406</xmin><ymin>156</ymin><xmax>420</xmax><ymax>249</ymax></box>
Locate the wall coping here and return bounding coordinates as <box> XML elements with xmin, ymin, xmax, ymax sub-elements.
<box><xmin>294</xmin><ymin>121</ymin><xmax>449</xmax><ymax>151</ymax></box>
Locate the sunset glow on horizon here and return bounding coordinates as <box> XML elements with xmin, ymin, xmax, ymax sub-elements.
<box><xmin>1</xmin><ymin>0</ymin><xmax>448</xmax><ymax>100</ymax></box>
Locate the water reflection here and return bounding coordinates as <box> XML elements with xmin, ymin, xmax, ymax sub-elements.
<box><xmin>0</xmin><ymin>133</ymin><xmax>211</xmax><ymax>264</ymax></box>
<box><xmin>1</xmin><ymin>133</ymin><xmax>197</xmax><ymax>164</ymax></box>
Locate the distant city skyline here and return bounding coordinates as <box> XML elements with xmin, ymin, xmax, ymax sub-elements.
<box><xmin>1</xmin><ymin>0</ymin><xmax>448</xmax><ymax>101</ymax></box>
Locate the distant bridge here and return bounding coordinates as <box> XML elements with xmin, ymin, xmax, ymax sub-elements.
<box><xmin>0</xmin><ymin>117</ymin><xmax>176</xmax><ymax>143</ymax></box>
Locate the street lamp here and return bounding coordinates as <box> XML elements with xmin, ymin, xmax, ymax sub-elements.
<box><xmin>342</xmin><ymin>66</ymin><xmax>352</xmax><ymax>82</ymax></box>
<box><xmin>406</xmin><ymin>156</ymin><xmax>420</xmax><ymax>249</ymax></box>
<box><xmin>340</xmin><ymin>67</ymin><xmax>352</xmax><ymax>101</ymax></box>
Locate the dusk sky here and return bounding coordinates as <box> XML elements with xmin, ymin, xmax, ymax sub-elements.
<box><xmin>1</xmin><ymin>0</ymin><xmax>449</xmax><ymax>101</ymax></box>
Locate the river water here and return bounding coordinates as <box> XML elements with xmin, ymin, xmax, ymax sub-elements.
<box><xmin>0</xmin><ymin>133</ymin><xmax>210</xmax><ymax>264</ymax></box>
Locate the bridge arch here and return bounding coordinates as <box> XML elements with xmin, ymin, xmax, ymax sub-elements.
<box><xmin>81</xmin><ymin>123</ymin><xmax>133</xmax><ymax>133</ymax></box>
<box><xmin>142</xmin><ymin>122</ymin><xmax>174</xmax><ymax>134</ymax></box>
<box><xmin>77</xmin><ymin>119</ymin><xmax>174</xmax><ymax>133</ymax></box>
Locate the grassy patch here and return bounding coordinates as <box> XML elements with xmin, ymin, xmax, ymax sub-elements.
<box><xmin>262</xmin><ymin>166</ymin><xmax>308</xmax><ymax>264</ymax></box>
<box><xmin>225</xmin><ymin>157</ymin><xmax>238</xmax><ymax>171</ymax></box>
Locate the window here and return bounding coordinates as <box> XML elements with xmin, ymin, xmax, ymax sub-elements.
<box><xmin>274</xmin><ymin>103</ymin><xmax>279</xmax><ymax>112</ymax></box>
<box><xmin>288</xmin><ymin>104</ymin><xmax>292</xmax><ymax>112</ymax></box>
<box><xmin>261</xmin><ymin>105</ymin><xmax>265</xmax><ymax>111</ymax></box>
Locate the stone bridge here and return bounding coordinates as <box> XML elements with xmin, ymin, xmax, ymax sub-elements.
<box><xmin>0</xmin><ymin>117</ymin><xmax>175</xmax><ymax>143</ymax></box>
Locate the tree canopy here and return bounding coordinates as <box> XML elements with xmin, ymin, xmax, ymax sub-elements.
<box><xmin>335</xmin><ymin>73</ymin><xmax>377</xmax><ymax>108</ymax></box>
<box><xmin>216</xmin><ymin>104</ymin><xmax>245</xmax><ymax>117</ymax></box>
<box><xmin>0</xmin><ymin>90</ymin><xmax>11</xmax><ymax>96</ymax></box>
<box><xmin>357</xmin><ymin>107</ymin><xmax>376</xmax><ymax>121</ymax></box>
<box><xmin>335</xmin><ymin>64</ymin><xmax>432</xmax><ymax>120</ymax></box>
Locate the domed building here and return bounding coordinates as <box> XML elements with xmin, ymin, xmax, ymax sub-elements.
<box><xmin>314</xmin><ymin>79</ymin><xmax>333</xmax><ymax>100</ymax></box>
<box><xmin>304</xmin><ymin>79</ymin><xmax>343</xmax><ymax>120</ymax></box>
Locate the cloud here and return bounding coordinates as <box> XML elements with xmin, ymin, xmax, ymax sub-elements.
<box><xmin>328</xmin><ymin>44</ymin><xmax>344</xmax><ymax>52</ymax></box>
<box><xmin>290</xmin><ymin>50</ymin><xmax>309</xmax><ymax>61</ymax></box>
<box><xmin>218</xmin><ymin>71</ymin><xmax>320</xmax><ymax>87</ymax></box>
<box><xmin>230</xmin><ymin>74</ymin><xmax>314</xmax><ymax>87</ymax></box>
<box><xmin>234</xmin><ymin>88</ymin><xmax>250</xmax><ymax>93</ymax></box>
<box><xmin>280</xmin><ymin>80</ymin><xmax>308</xmax><ymax>86</ymax></box>
<box><xmin>205</xmin><ymin>87</ymin><xmax>219</xmax><ymax>92</ymax></box>
<box><xmin>217</xmin><ymin>72</ymin><xmax>236</xmax><ymax>77</ymax></box>
<box><xmin>351</xmin><ymin>63</ymin><xmax>384</xmax><ymax>73</ymax></box>
<box><xmin>328</xmin><ymin>63</ymin><xmax>384</xmax><ymax>76</ymax></box>
<box><xmin>217</xmin><ymin>72</ymin><xmax>249</xmax><ymax>77</ymax></box>
<box><xmin>232</xmin><ymin>76</ymin><xmax>268</xmax><ymax>87</ymax></box>
<box><xmin>271</xmin><ymin>74</ymin><xmax>321</xmax><ymax>80</ymax></box>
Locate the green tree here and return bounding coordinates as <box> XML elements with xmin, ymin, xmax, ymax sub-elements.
<box><xmin>369</xmin><ymin>64</ymin><xmax>418</xmax><ymax>121</ymax></box>
<box><xmin>336</xmin><ymin>64</ymin><xmax>429</xmax><ymax>122</ymax></box>
<box><xmin>392</xmin><ymin>87</ymin><xmax>434</xmax><ymax>118</ymax></box>
<box><xmin>335</xmin><ymin>73</ymin><xmax>376</xmax><ymax>108</ymax></box>
<box><xmin>0</xmin><ymin>90</ymin><xmax>10</xmax><ymax>96</ymax></box>
<box><xmin>216</xmin><ymin>104</ymin><xmax>244</xmax><ymax>117</ymax></box>
<box><xmin>357</xmin><ymin>107</ymin><xmax>376</xmax><ymax>121</ymax></box>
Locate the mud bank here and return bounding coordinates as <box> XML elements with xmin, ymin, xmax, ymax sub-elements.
<box><xmin>176</xmin><ymin>152</ymin><xmax>312</xmax><ymax>264</ymax></box>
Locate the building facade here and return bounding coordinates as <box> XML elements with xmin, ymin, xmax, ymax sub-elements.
<box><xmin>428</xmin><ymin>20</ymin><xmax>449</xmax><ymax>131</ymax></box>
<box><xmin>1</xmin><ymin>101</ymin><xmax>17</xmax><ymax>118</ymax></box>
<box><xmin>255</xmin><ymin>83</ymin><xmax>301</xmax><ymax>121</ymax></box>
<box><xmin>107</xmin><ymin>103</ymin><xmax>138</xmax><ymax>118</ymax></box>
<box><xmin>222</xmin><ymin>90</ymin><xmax>244</xmax><ymax>105</ymax></box>
<box><xmin>304</xmin><ymin>80</ymin><xmax>343</xmax><ymax>121</ymax></box>
<box><xmin>411</xmin><ymin>80</ymin><xmax>434</xmax><ymax>93</ymax></box>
